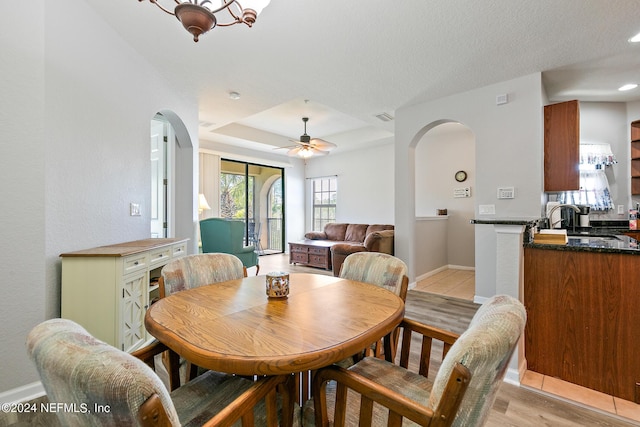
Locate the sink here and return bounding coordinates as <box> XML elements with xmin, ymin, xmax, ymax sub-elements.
<box><xmin>567</xmin><ymin>234</ymin><xmax>625</xmax><ymax>248</ymax></box>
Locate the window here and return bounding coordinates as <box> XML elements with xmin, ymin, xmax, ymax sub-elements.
<box><xmin>311</xmin><ymin>177</ymin><xmax>337</xmax><ymax>231</ymax></box>
<box><xmin>558</xmin><ymin>144</ymin><xmax>617</xmax><ymax>212</ymax></box>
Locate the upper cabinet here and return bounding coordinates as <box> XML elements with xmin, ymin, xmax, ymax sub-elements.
<box><xmin>544</xmin><ymin>100</ymin><xmax>580</xmax><ymax>192</ymax></box>
<box><xmin>631</xmin><ymin>120</ymin><xmax>640</xmax><ymax>195</ymax></box>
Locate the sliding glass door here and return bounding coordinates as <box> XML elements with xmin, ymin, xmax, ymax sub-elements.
<box><xmin>220</xmin><ymin>159</ymin><xmax>284</xmax><ymax>254</ymax></box>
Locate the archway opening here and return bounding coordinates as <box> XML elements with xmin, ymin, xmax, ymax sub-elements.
<box><xmin>413</xmin><ymin>121</ymin><xmax>476</xmax><ymax>300</ymax></box>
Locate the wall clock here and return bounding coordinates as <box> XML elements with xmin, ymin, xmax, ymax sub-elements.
<box><xmin>455</xmin><ymin>170</ymin><xmax>467</xmax><ymax>182</ymax></box>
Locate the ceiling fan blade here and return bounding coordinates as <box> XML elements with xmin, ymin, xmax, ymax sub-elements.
<box><xmin>288</xmin><ymin>139</ymin><xmax>308</xmax><ymax>146</ymax></box>
<box><xmin>273</xmin><ymin>143</ymin><xmax>300</xmax><ymax>150</ymax></box>
<box><xmin>287</xmin><ymin>147</ymin><xmax>303</xmax><ymax>156</ymax></box>
<box><xmin>310</xmin><ymin>147</ymin><xmax>330</xmax><ymax>155</ymax></box>
<box><xmin>309</xmin><ymin>138</ymin><xmax>337</xmax><ymax>150</ymax></box>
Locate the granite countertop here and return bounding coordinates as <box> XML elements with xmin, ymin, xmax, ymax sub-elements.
<box><xmin>526</xmin><ymin>229</ymin><xmax>640</xmax><ymax>255</ymax></box>
<box><xmin>470</xmin><ymin>218</ymin><xmax>541</xmax><ymax>226</ymax></box>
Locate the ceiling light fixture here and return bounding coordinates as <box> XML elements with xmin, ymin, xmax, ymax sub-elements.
<box><xmin>139</xmin><ymin>0</ymin><xmax>271</xmax><ymax>42</ymax></box>
<box><xmin>619</xmin><ymin>83</ymin><xmax>638</xmax><ymax>91</ymax></box>
<box><xmin>629</xmin><ymin>32</ymin><xmax>640</xmax><ymax>43</ymax></box>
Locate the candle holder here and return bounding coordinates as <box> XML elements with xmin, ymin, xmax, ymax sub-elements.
<box><xmin>266</xmin><ymin>272</ymin><xmax>289</xmax><ymax>298</ymax></box>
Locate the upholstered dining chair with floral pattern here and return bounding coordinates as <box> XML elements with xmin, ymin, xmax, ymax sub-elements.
<box><xmin>159</xmin><ymin>252</ymin><xmax>246</xmax><ymax>298</ymax></box>
<box><xmin>304</xmin><ymin>294</ymin><xmax>526</xmax><ymax>426</ymax></box>
<box><xmin>338</xmin><ymin>252</ymin><xmax>409</xmax><ymax>361</ymax></box>
<box><xmin>158</xmin><ymin>253</ymin><xmax>246</xmax><ymax>387</ymax></box>
<box><xmin>27</xmin><ymin>318</ymin><xmax>297</xmax><ymax>427</ymax></box>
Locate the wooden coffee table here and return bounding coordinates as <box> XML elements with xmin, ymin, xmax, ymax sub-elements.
<box><xmin>289</xmin><ymin>240</ymin><xmax>335</xmax><ymax>270</ymax></box>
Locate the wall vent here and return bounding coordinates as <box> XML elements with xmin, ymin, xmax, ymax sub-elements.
<box><xmin>374</xmin><ymin>112</ymin><xmax>394</xmax><ymax>122</ymax></box>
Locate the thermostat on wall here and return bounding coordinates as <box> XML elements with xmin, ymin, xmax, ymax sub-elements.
<box><xmin>497</xmin><ymin>187</ymin><xmax>515</xmax><ymax>199</ymax></box>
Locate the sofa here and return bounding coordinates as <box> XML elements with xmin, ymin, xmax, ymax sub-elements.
<box><xmin>304</xmin><ymin>223</ymin><xmax>395</xmax><ymax>276</ymax></box>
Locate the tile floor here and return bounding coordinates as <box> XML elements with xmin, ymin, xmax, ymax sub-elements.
<box><xmin>413</xmin><ymin>268</ymin><xmax>476</xmax><ymax>300</ymax></box>
<box><xmin>414</xmin><ymin>267</ymin><xmax>640</xmax><ymax>424</ymax></box>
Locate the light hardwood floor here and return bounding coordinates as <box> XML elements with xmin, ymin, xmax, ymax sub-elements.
<box><xmin>5</xmin><ymin>255</ymin><xmax>638</xmax><ymax>426</ymax></box>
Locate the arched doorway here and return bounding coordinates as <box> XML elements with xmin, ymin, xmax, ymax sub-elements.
<box><xmin>413</xmin><ymin>121</ymin><xmax>476</xmax><ymax>300</ymax></box>
<box><xmin>148</xmin><ymin>111</ymin><xmax>195</xmax><ymax>249</ymax></box>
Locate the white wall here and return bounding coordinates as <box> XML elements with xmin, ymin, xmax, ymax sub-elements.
<box><xmin>415</xmin><ymin>123</ymin><xmax>475</xmax><ymax>271</ymax></box>
<box><xmin>0</xmin><ymin>1</ymin><xmax>199</xmax><ymax>396</ymax></box>
<box><xmin>0</xmin><ymin>1</ymin><xmax>46</xmax><ymax>399</ymax></box>
<box><xmin>305</xmin><ymin>143</ymin><xmax>395</xmax><ymax>226</ymax></box>
<box><xmin>395</xmin><ymin>73</ymin><xmax>544</xmax><ymax>298</ymax></box>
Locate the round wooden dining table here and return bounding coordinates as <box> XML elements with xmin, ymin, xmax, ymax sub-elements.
<box><xmin>144</xmin><ymin>273</ymin><xmax>405</xmax><ymax>377</ymax></box>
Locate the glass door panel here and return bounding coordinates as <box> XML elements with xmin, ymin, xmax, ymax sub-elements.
<box><xmin>220</xmin><ymin>159</ymin><xmax>284</xmax><ymax>254</ymax></box>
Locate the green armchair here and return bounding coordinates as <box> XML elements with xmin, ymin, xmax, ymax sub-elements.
<box><xmin>200</xmin><ymin>218</ymin><xmax>260</xmax><ymax>275</ymax></box>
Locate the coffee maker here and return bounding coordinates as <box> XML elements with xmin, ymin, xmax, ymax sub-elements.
<box><xmin>562</xmin><ymin>204</ymin><xmax>590</xmax><ymax>229</ymax></box>
<box><xmin>577</xmin><ymin>205</ymin><xmax>590</xmax><ymax>228</ymax></box>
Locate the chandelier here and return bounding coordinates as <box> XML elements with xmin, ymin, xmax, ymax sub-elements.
<box><xmin>139</xmin><ymin>0</ymin><xmax>271</xmax><ymax>42</ymax></box>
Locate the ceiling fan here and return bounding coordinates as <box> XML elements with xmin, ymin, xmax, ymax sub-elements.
<box><xmin>281</xmin><ymin>117</ymin><xmax>337</xmax><ymax>158</ymax></box>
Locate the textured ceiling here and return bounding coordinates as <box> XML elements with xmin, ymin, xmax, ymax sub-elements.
<box><xmin>85</xmin><ymin>0</ymin><xmax>640</xmax><ymax>155</ymax></box>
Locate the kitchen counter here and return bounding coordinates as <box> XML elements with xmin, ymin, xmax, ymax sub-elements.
<box><xmin>526</xmin><ymin>226</ymin><xmax>640</xmax><ymax>254</ymax></box>
<box><xmin>526</xmin><ymin>232</ymin><xmax>640</xmax><ymax>254</ymax></box>
<box><xmin>524</xmin><ymin>240</ymin><xmax>640</xmax><ymax>402</ymax></box>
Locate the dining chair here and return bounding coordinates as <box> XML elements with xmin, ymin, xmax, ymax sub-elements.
<box><xmin>159</xmin><ymin>252</ymin><xmax>246</xmax><ymax>298</ymax></box>
<box><xmin>158</xmin><ymin>252</ymin><xmax>246</xmax><ymax>387</ymax></box>
<box><xmin>27</xmin><ymin>318</ymin><xmax>297</xmax><ymax>427</ymax></box>
<box><xmin>200</xmin><ymin>218</ymin><xmax>260</xmax><ymax>275</ymax></box>
<box><xmin>338</xmin><ymin>252</ymin><xmax>409</xmax><ymax>360</ymax></box>
<box><xmin>305</xmin><ymin>294</ymin><xmax>526</xmax><ymax>426</ymax></box>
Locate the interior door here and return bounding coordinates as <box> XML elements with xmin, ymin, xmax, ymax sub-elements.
<box><xmin>150</xmin><ymin>117</ymin><xmax>167</xmax><ymax>238</ymax></box>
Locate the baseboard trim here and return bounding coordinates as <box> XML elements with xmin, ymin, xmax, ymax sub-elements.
<box><xmin>503</xmin><ymin>367</ymin><xmax>522</xmax><ymax>386</ymax></box>
<box><xmin>0</xmin><ymin>381</ymin><xmax>45</xmax><ymax>404</ymax></box>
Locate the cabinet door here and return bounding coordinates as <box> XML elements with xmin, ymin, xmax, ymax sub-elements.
<box><xmin>120</xmin><ymin>271</ymin><xmax>148</xmax><ymax>352</ymax></box>
<box><xmin>544</xmin><ymin>100</ymin><xmax>580</xmax><ymax>192</ymax></box>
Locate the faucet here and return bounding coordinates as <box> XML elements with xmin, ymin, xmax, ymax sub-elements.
<box><xmin>546</xmin><ymin>204</ymin><xmax>581</xmax><ymax>231</ymax></box>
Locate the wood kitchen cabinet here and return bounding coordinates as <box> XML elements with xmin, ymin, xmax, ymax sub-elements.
<box><xmin>544</xmin><ymin>100</ymin><xmax>580</xmax><ymax>192</ymax></box>
<box><xmin>524</xmin><ymin>247</ymin><xmax>640</xmax><ymax>402</ymax></box>
<box><xmin>61</xmin><ymin>238</ymin><xmax>188</xmax><ymax>352</ymax></box>
<box><xmin>631</xmin><ymin>120</ymin><xmax>640</xmax><ymax>194</ymax></box>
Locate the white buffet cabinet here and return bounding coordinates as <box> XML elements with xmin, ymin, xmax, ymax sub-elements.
<box><xmin>61</xmin><ymin>238</ymin><xmax>188</xmax><ymax>352</ymax></box>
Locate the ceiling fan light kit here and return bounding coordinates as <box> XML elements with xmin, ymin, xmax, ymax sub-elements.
<box><xmin>285</xmin><ymin>117</ymin><xmax>337</xmax><ymax>159</ymax></box>
<box><xmin>139</xmin><ymin>0</ymin><xmax>271</xmax><ymax>42</ymax></box>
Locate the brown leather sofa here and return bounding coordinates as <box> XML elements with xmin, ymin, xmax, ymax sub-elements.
<box><xmin>304</xmin><ymin>223</ymin><xmax>395</xmax><ymax>276</ymax></box>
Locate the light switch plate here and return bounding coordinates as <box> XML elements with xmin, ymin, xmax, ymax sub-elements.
<box><xmin>497</xmin><ymin>187</ymin><xmax>515</xmax><ymax>199</ymax></box>
<box><xmin>618</xmin><ymin>205</ymin><xmax>625</xmax><ymax>214</ymax></box>
<box><xmin>453</xmin><ymin>187</ymin><xmax>471</xmax><ymax>198</ymax></box>
<box><xmin>479</xmin><ymin>204</ymin><xmax>496</xmax><ymax>215</ymax></box>
<box><xmin>130</xmin><ymin>203</ymin><xmax>141</xmax><ymax>216</ymax></box>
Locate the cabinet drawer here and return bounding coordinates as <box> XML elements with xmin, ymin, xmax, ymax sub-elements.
<box><xmin>149</xmin><ymin>248</ymin><xmax>171</xmax><ymax>267</ymax></box>
<box><xmin>309</xmin><ymin>255</ymin><xmax>327</xmax><ymax>265</ymax></box>
<box><xmin>172</xmin><ymin>242</ymin><xmax>187</xmax><ymax>258</ymax></box>
<box><xmin>291</xmin><ymin>252</ymin><xmax>309</xmax><ymax>263</ymax></box>
<box><xmin>290</xmin><ymin>245</ymin><xmax>309</xmax><ymax>253</ymax></box>
<box><xmin>309</xmin><ymin>247</ymin><xmax>328</xmax><ymax>255</ymax></box>
<box><xmin>123</xmin><ymin>254</ymin><xmax>147</xmax><ymax>275</ymax></box>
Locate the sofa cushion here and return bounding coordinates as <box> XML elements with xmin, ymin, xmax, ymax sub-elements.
<box><xmin>331</xmin><ymin>242</ymin><xmax>367</xmax><ymax>256</ymax></box>
<box><xmin>324</xmin><ymin>223</ymin><xmax>348</xmax><ymax>241</ymax></box>
<box><xmin>366</xmin><ymin>224</ymin><xmax>394</xmax><ymax>235</ymax></box>
<box><xmin>304</xmin><ymin>231</ymin><xmax>327</xmax><ymax>240</ymax></box>
<box><xmin>363</xmin><ymin>229</ymin><xmax>395</xmax><ymax>254</ymax></box>
<box><xmin>344</xmin><ymin>224</ymin><xmax>369</xmax><ymax>243</ymax></box>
